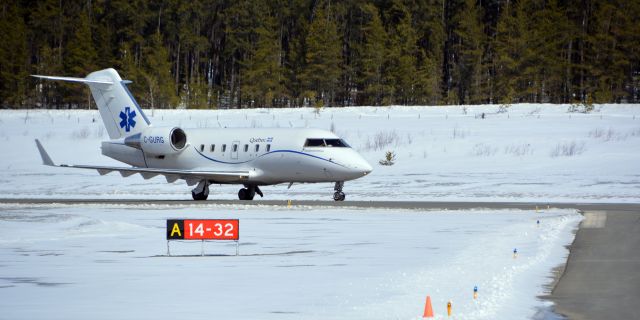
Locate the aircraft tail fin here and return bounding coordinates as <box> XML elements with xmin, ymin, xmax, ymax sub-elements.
<box><xmin>32</xmin><ymin>68</ymin><xmax>151</xmax><ymax>139</ymax></box>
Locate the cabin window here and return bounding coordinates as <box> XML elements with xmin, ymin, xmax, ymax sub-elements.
<box><xmin>255</xmin><ymin>144</ymin><xmax>260</xmax><ymax>152</ymax></box>
<box><xmin>222</xmin><ymin>144</ymin><xmax>227</xmax><ymax>152</ymax></box>
<box><xmin>200</xmin><ymin>144</ymin><xmax>205</xmax><ymax>152</ymax></box>
<box><xmin>210</xmin><ymin>144</ymin><xmax>215</xmax><ymax>152</ymax></box>
<box><xmin>304</xmin><ymin>138</ymin><xmax>350</xmax><ymax>148</ymax></box>
<box><xmin>266</xmin><ymin>144</ymin><xmax>271</xmax><ymax>152</ymax></box>
<box><xmin>244</xmin><ymin>144</ymin><xmax>248</xmax><ymax>152</ymax></box>
<box><xmin>232</xmin><ymin>144</ymin><xmax>238</xmax><ymax>152</ymax></box>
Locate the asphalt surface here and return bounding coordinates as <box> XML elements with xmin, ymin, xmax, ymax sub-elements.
<box><xmin>548</xmin><ymin>208</ymin><xmax>640</xmax><ymax>320</ymax></box>
<box><xmin>0</xmin><ymin>198</ymin><xmax>638</xmax><ymax>211</ymax></box>
<box><xmin>1</xmin><ymin>198</ymin><xmax>638</xmax><ymax>319</ymax></box>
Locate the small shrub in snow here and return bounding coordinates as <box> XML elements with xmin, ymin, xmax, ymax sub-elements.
<box><xmin>71</xmin><ymin>127</ymin><xmax>90</xmax><ymax>139</ymax></box>
<box><xmin>528</xmin><ymin>107</ymin><xmax>541</xmax><ymax>115</ymax></box>
<box><xmin>93</xmin><ymin>126</ymin><xmax>105</xmax><ymax>139</ymax></box>
<box><xmin>588</xmin><ymin>128</ymin><xmax>616</xmax><ymax>141</ymax></box>
<box><xmin>379</xmin><ymin>151</ymin><xmax>396</xmax><ymax>166</ymax></box>
<box><xmin>587</xmin><ymin>128</ymin><xmax>640</xmax><ymax>142</ymax></box>
<box><xmin>365</xmin><ymin>130</ymin><xmax>400</xmax><ymax>151</ymax></box>
<box><xmin>568</xmin><ymin>97</ymin><xmax>595</xmax><ymax>113</ymax></box>
<box><xmin>504</xmin><ymin>143</ymin><xmax>533</xmax><ymax>156</ymax></box>
<box><xmin>472</xmin><ymin>143</ymin><xmax>498</xmax><ymax>156</ymax></box>
<box><xmin>452</xmin><ymin>127</ymin><xmax>468</xmax><ymax>139</ymax></box>
<box><xmin>497</xmin><ymin>104</ymin><xmax>509</xmax><ymax>113</ymax></box>
<box><xmin>550</xmin><ymin>141</ymin><xmax>586</xmax><ymax>157</ymax></box>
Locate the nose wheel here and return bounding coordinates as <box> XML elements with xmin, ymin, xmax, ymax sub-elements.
<box><xmin>333</xmin><ymin>181</ymin><xmax>346</xmax><ymax>201</ymax></box>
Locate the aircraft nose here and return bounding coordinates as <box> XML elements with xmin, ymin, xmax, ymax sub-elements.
<box><xmin>361</xmin><ymin>160</ymin><xmax>373</xmax><ymax>175</ymax></box>
<box><xmin>353</xmin><ymin>155</ymin><xmax>373</xmax><ymax>176</ymax></box>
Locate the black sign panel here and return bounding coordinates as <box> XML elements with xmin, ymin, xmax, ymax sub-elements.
<box><xmin>166</xmin><ymin>219</ymin><xmax>184</xmax><ymax>239</ymax></box>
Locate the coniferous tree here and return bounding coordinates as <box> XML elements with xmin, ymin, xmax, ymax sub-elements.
<box><xmin>413</xmin><ymin>0</ymin><xmax>445</xmax><ymax>105</ymax></box>
<box><xmin>494</xmin><ymin>0</ymin><xmax>528</xmax><ymax>104</ymax></box>
<box><xmin>385</xmin><ymin>1</ymin><xmax>418</xmax><ymax>105</ymax></box>
<box><xmin>531</xmin><ymin>0</ymin><xmax>573</xmax><ymax>103</ymax></box>
<box><xmin>585</xmin><ymin>0</ymin><xmax>639</xmax><ymax>103</ymax></box>
<box><xmin>301</xmin><ymin>1</ymin><xmax>341</xmax><ymax>107</ymax></box>
<box><xmin>64</xmin><ymin>7</ymin><xmax>97</xmax><ymax>108</ymax></box>
<box><xmin>0</xmin><ymin>1</ymin><xmax>29</xmax><ymax>108</ymax></box>
<box><xmin>142</xmin><ymin>32</ymin><xmax>177</xmax><ymax>109</ymax></box>
<box><xmin>453</xmin><ymin>0</ymin><xmax>487</xmax><ymax>104</ymax></box>
<box><xmin>222</xmin><ymin>0</ymin><xmax>255</xmax><ymax>108</ymax></box>
<box><xmin>356</xmin><ymin>3</ymin><xmax>387</xmax><ymax>105</ymax></box>
<box><xmin>244</xmin><ymin>6</ymin><xmax>283</xmax><ymax>108</ymax></box>
<box><xmin>1</xmin><ymin>0</ymin><xmax>639</xmax><ymax>108</ymax></box>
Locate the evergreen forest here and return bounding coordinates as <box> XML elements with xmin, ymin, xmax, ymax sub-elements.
<box><xmin>1</xmin><ymin>0</ymin><xmax>639</xmax><ymax>109</ymax></box>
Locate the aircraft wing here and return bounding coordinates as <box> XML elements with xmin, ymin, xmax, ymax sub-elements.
<box><xmin>35</xmin><ymin>139</ymin><xmax>250</xmax><ymax>185</ymax></box>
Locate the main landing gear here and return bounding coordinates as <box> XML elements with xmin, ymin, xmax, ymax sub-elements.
<box><xmin>333</xmin><ymin>181</ymin><xmax>346</xmax><ymax>201</ymax></box>
<box><xmin>192</xmin><ymin>180</ymin><xmax>210</xmax><ymax>201</ymax></box>
<box><xmin>238</xmin><ymin>185</ymin><xmax>264</xmax><ymax>200</ymax></box>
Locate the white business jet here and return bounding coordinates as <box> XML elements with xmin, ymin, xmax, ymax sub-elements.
<box><xmin>33</xmin><ymin>68</ymin><xmax>372</xmax><ymax>201</ymax></box>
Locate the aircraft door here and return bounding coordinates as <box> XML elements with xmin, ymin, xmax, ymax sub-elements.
<box><xmin>231</xmin><ymin>140</ymin><xmax>239</xmax><ymax>160</ymax></box>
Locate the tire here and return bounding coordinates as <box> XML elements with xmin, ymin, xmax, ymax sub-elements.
<box><xmin>192</xmin><ymin>191</ymin><xmax>208</xmax><ymax>201</ymax></box>
<box><xmin>238</xmin><ymin>188</ymin><xmax>247</xmax><ymax>200</ymax></box>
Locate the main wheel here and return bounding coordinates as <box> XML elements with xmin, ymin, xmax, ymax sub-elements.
<box><xmin>333</xmin><ymin>192</ymin><xmax>345</xmax><ymax>201</ymax></box>
<box><xmin>239</xmin><ymin>188</ymin><xmax>255</xmax><ymax>200</ymax></box>
<box><xmin>192</xmin><ymin>191</ymin><xmax>208</xmax><ymax>201</ymax></box>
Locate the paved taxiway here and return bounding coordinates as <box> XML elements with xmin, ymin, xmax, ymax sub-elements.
<box><xmin>1</xmin><ymin>198</ymin><xmax>638</xmax><ymax>319</ymax></box>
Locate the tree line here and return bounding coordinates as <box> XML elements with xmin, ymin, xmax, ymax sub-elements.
<box><xmin>1</xmin><ymin>0</ymin><xmax>639</xmax><ymax>109</ymax></box>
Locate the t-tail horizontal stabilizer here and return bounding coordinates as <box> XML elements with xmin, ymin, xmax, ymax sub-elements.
<box><xmin>31</xmin><ymin>75</ymin><xmax>114</xmax><ymax>89</ymax></box>
<box><xmin>32</xmin><ymin>68</ymin><xmax>151</xmax><ymax>139</ymax></box>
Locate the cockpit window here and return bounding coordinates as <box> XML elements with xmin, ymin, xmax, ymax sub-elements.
<box><xmin>305</xmin><ymin>139</ymin><xmax>326</xmax><ymax>147</ymax></box>
<box><xmin>304</xmin><ymin>138</ymin><xmax>350</xmax><ymax>148</ymax></box>
<box><xmin>325</xmin><ymin>139</ymin><xmax>350</xmax><ymax>147</ymax></box>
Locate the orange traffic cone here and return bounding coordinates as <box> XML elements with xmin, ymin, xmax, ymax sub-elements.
<box><xmin>423</xmin><ymin>295</ymin><xmax>434</xmax><ymax>318</ymax></box>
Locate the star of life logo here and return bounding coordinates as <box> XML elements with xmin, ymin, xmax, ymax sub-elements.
<box><xmin>119</xmin><ymin>107</ymin><xmax>136</xmax><ymax>132</ymax></box>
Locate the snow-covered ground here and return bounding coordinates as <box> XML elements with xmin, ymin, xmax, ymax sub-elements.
<box><xmin>0</xmin><ymin>104</ymin><xmax>638</xmax><ymax>202</ymax></box>
<box><xmin>0</xmin><ymin>204</ymin><xmax>580</xmax><ymax>319</ymax></box>
<box><xmin>2</xmin><ymin>104</ymin><xmax>627</xmax><ymax>319</ymax></box>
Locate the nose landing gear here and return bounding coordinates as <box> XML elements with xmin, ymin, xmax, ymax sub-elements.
<box><xmin>333</xmin><ymin>181</ymin><xmax>345</xmax><ymax>201</ymax></box>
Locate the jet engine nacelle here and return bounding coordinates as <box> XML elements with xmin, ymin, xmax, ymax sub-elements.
<box><xmin>124</xmin><ymin>127</ymin><xmax>187</xmax><ymax>155</ymax></box>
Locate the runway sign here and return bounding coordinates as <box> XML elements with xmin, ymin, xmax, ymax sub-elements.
<box><xmin>167</xmin><ymin>219</ymin><xmax>239</xmax><ymax>240</ymax></box>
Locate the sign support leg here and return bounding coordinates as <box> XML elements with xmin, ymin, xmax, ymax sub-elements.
<box><xmin>201</xmin><ymin>240</ymin><xmax>204</xmax><ymax>256</ymax></box>
<box><xmin>167</xmin><ymin>241</ymin><xmax>171</xmax><ymax>256</ymax></box>
<box><xmin>236</xmin><ymin>241</ymin><xmax>239</xmax><ymax>256</ymax></box>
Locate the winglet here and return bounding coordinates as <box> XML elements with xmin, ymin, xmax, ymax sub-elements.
<box><xmin>34</xmin><ymin>139</ymin><xmax>55</xmax><ymax>166</ymax></box>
